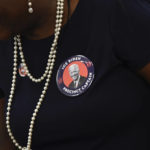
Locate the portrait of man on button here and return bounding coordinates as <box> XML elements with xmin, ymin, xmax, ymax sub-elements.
<box><xmin>68</xmin><ymin>64</ymin><xmax>86</xmax><ymax>89</ymax></box>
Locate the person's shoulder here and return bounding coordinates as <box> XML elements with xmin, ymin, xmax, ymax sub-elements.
<box><xmin>86</xmin><ymin>0</ymin><xmax>116</xmax><ymax>18</ymax></box>
<box><xmin>116</xmin><ymin>0</ymin><xmax>150</xmax><ymax>22</ymax></box>
<box><xmin>92</xmin><ymin>0</ymin><xmax>150</xmax><ymax>13</ymax></box>
<box><xmin>91</xmin><ymin>0</ymin><xmax>114</xmax><ymax>5</ymax></box>
<box><xmin>115</xmin><ymin>0</ymin><xmax>150</xmax><ymax>14</ymax></box>
<box><xmin>90</xmin><ymin>0</ymin><xmax>115</xmax><ymax>8</ymax></box>
<box><xmin>116</xmin><ymin>0</ymin><xmax>150</xmax><ymax>5</ymax></box>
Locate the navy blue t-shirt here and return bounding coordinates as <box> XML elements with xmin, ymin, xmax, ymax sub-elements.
<box><xmin>0</xmin><ymin>0</ymin><xmax>150</xmax><ymax>149</ymax></box>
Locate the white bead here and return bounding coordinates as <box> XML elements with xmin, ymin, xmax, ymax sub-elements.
<box><xmin>28</xmin><ymin>7</ymin><xmax>33</xmax><ymax>14</ymax></box>
<box><xmin>30</xmin><ymin>124</ymin><xmax>33</xmax><ymax>129</ymax></box>
<box><xmin>34</xmin><ymin>109</ymin><xmax>38</xmax><ymax>113</ymax></box>
<box><xmin>28</xmin><ymin>2</ymin><xmax>32</xmax><ymax>6</ymax></box>
<box><xmin>19</xmin><ymin>47</ymin><xmax>22</xmax><ymax>50</ymax></box>
<box><xmin>6</xmin><ymin>120</ymin><xmax>9</xmax><ymax>124</ymax></box>
<box><xmin>37</xmin><ymin>101</ymin><xmax>42</xmax><ymax>106</ymax></box>
<box><xmin>6</xmin><ymin>112</ymin><xmax>10</xmax><ymax>116</ymax></box>
<box><xmin>30</xmin><ymin>121</ymin><xmax>34</xmax><ymax>125</ymax></box>
<box><xmin>42</xmin><ymin>90</ymin><xmax>46</xmax><ymax>95</ymax></box>
<box><xmin>9</xmin><ymin>95</ymin><xmax>13</xmax><ymax>99</ymax></box>
<box><xmin>36</xmin><ymin>105</ymin><xmax>40</xmax><ymax>110</ymax></box>
<box><xmin>7</xmin><ymin>107</ymin><xmax>11</xmax><ymax>111</ymax></box>
<box><xmin>6</xmin><ymin>116</ymin><xmax>10</xmax><ymax>120</ymax></box>
<box><xmin>14</xmin><ymin>46</ymin><xmax>17</xmax><ymax>49</ymax></box>
<box><xmin>41</xmin><ymin>94</ymin><xmax>45</xmax><ymax>98</ymax></box>
<box><xmin>18</xmin><ymin>42</ymin><xmax>21</xmax><ymax>46</ymax></box>
<box><xmin>28</xmin><ymin>136</ymin><xmax>32</xmax><ymax>140</ymax></box>
<box><xmin>43</xmin><ymin>86</ymin><xmax>48</xmax><ymax>91</ymax></box>
<box><xmin>33</xmin><ymin>113</ymin><xmax>36</xmax><ymax>117</ymax></box>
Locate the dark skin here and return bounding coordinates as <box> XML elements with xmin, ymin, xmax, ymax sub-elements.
<box><xmin>138</xmin><ymin>64</ymin><xmax>150</xmax><ymax>84</ymax></box>
<box><xmin>0</xmin><ymin>0</ymin><xmax>79</xmax><ymax>40</ymax></box>
<box><xmin>0</xmin><ymin>0</ymin><xmax>150</xmax><ymax>148</ymax></box>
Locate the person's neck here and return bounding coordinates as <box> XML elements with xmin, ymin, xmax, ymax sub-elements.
<box><xmin>23</xmin><ymin>0</ymin><xmax>79</xmax><ymax>40</ymax></box>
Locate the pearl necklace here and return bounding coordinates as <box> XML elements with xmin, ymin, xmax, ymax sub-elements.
<box><xmin>6</xmin><ymin>0</ymin><xmax>64</xmax><ymax>149</ymax></box>
<box><xmin>19</xmin><ymin>1</ymin><xmax>64</xmax><ymax>83</ymax></box>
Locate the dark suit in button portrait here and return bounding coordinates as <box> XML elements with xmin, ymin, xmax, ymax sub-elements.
<box><xmin>68</xmin><ymin>64</ymin><xmax>87</xmax><ymax>89</ymax></box>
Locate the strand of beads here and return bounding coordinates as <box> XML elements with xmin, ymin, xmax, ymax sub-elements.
<box><xmin>5</xmin><ymin>0</ymin><xmax>64</xmax><ymax>150</ymax></box>
<box><xmin>28</xmin><ymin>0</ymin><xmax>34</xmax><ymax>14</ymax></box>
<box><xmin>6</xmin><ymin>37</ymin><xmax>22</xmax><ymax>149</ymax></box>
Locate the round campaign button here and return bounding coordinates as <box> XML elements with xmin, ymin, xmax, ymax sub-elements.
<box><xmin>56</xmin><ymin>55</ymin><xmax>94</xmax><ymax>97</ymax></box>
<box><xmin>18</xmin><ymin>63</ymin><xmax>27</xmax><ymax>77</ymax></box>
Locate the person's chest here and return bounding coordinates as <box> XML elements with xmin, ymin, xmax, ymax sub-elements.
<box><xmin>0</xmin><ymin>0</ymin><xmax>149</xmax><ymax>148</ymax></box>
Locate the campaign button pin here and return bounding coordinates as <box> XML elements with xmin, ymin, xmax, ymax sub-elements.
<box><xmin>56</xmin><ymin>55</ymin><xmax>94</xmax><ymax>97</ymax></box>
<box><xmin>18</xmin><ymin>63</ymin><xmax>27</xmax><ymax>77</ymax></box>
